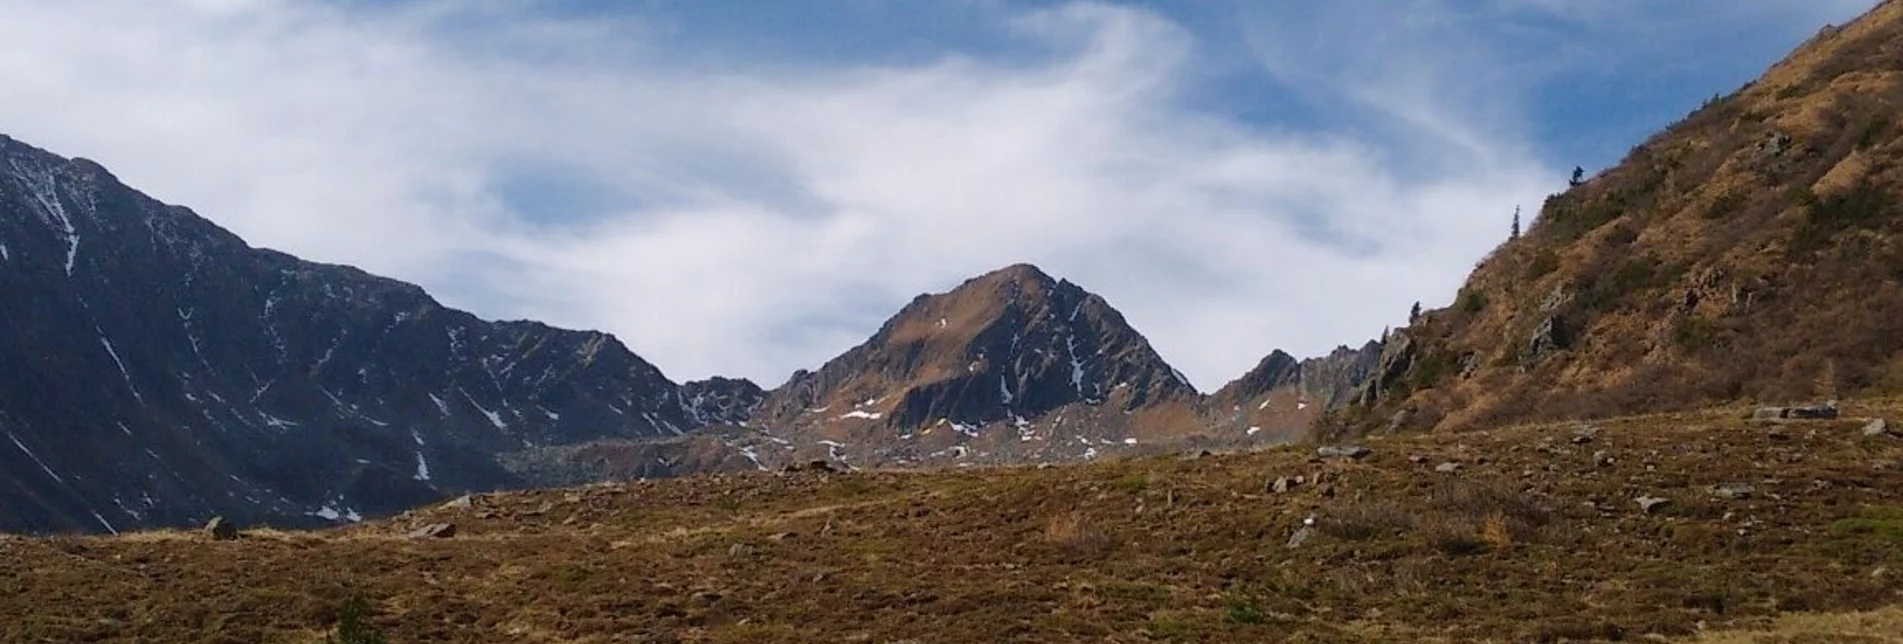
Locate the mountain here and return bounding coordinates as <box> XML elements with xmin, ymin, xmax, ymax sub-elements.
<box><xmin>1205</xmin><ymin>341</ymin><xmax>1384</xmax><ymax>440</ymax></box>
<box><xmin>747</xmin><ymin>264</ymin><xmax>1205</xmax><ymax>466</ymax></box>
<box><xmin>0</xmin><ymin>135</ymin><xmax>734</xmax><ymax>533</ymax></box>
<box><xmin>1326</xmin><ymin>2</ymin><xmax>1903</xmax><ymax>435</ymax></box>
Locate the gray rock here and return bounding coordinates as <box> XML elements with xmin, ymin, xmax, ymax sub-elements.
<box><xmin>1864</xmin><ymin>419</ymin><xmax>1892</xmax><ymax>437</ymax></box>
<box><xmin>441</xmin><ymin>494</ymin><xmax>474</xmax><ymax>510</ymax></box>
<box><xmin>1317</xmin><ymin>445</ymin><xmax>1372</xmax><ymax>460</ymax></box>
<box><xmin>1710</xmin><ymin>484</ymin><xmax>1755</xmax><ymax>500</ymax></box>
<box><xmin>1286</xmin><ymin>525</ymin><xmax>1316</xmax><ymax>549</ymax></box>
<box><xmin>407</xmin><ymin>522</ymin><xmax>456</xmax><ymax>539</ymax></box>
<box><xmin>203</xmin><ymin>516</ymin><xmax>238</xmax><ymax>541</ymax></box>
<box><xmin>1526</xmin><ymin>316</ymin><xmax>1569</xmax><ymax>363</ymax></box>
<box><xmin>1593</xmin><ymin>451</ymin><xmax>1614</xmax><ymax>468</ymax></box>
<box><xmin>1753</xmin><ymin>404</ymin><xmax>1840</xmax><ymax>420</ymax></box>
<box><xmin>1636</xmin><ymin>497</ymin><xmax>1671</xmax><ymax>514</ymax></box>
<box><xmin>1434</xmin><ymin>462</ymin><xmax>1463</xmax><ymax>474</ymax></box>
<box><xmin>1270</xmin><ymin>476</ymin><xmax>1300</xmax><ymax>494</ymax></box>
<box><xmin>1571</xmin><ymin>424</ymin><xmax>1599</xmax><ymax>444</ymax></box>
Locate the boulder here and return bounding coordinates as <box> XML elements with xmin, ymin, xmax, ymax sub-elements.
<box><xmin>407</xmin><ymin>522</ymin><xmax>456</xmax><ymax>539</ymax></box>
<box><xmin>1709</xmin><ymin>484</ymin><xmax>1755</xmax><ymax>500</ymax></box>
<box><xmin>1865</xmin><ymin>419</ymin><xmax>1893</xmax><ymax>437</ymax></box>
<box><xmin>1317</xmin><ymin>446</ymin><xmax>1372</xmax><ymax>460</ymax></box>
<box><xmin>203</xmin><ymin>516</ymin><xmax>239</xmax><ymax>541</ymax></box>
<box><xmin>441</xmin><ymin>494</ymin><xmax>475</xmax><ymax>510</ymax></box>
<box><xmin>1752</xmin><ymin>404</ymin><xmax>1839</xmax><ymax>420</ymax></box>
<box><xmin>1286</xmin><ymin>524</ymin><xmax>1316</xmax><ymax>549</ymax></box>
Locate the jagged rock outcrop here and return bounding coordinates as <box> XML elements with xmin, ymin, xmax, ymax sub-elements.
<box><xmin>0</xmin><ymin>135</ymin><xmax>708</xmax><ymax>534</ymax></box>
<box><xmin>1206</xmin><ymin>341</ymin><xmax>1384</xmax><ymax>441</ymax></box>
<box><xmin>680</xmin><ymin>377</ymin><xmax>766</xmax><ymax>426</ymax></box>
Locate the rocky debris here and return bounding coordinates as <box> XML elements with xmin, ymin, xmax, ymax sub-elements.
<box><xmin>727</xmin><ymin>543</ymin><xmax>756</xmax><ymax>557</ymax></box>
<box><xmin>1407</xmin><ymin>455</ymin><xmax>1429</xmax><ymax>465</ymax></box>
<box><xmin>441</xmin><ymin>495</ymin><xmax>475</xmax><ymax>510</ymax></box>
<box><xmin>1636</xmin><ymin>497</ymin><xmax>1672</xmax><ymax>514</ymax></box>
<box><xmin>784</xmin><ymin>460</ymin><xmax>837</xmax><ymax>474</ymax></box>
<box><xmin>203</xmin><ymin>517</ymin><xmax>238</xmax><ymax>541</ymax></box>
<box><xmin>1710</xmin><ymin>484</ymin><xmax>1756</xmax><ymax>500</ymax></box>
<box><xmin>1571</xmin><ymin>424</ymin><xmax>1600</xmax><ymax>444</ymax></box>
<box><xmin>1434</xmin><ymin>462</ymin><xmax>1464</xmax><ymax>474</ymax></box>
<box><xmin>1287</xmin><ymin>516</ymin><xmax>1317</xmax><ymax>549</ymax></box>
<box><xmin>1270</xmin><ymin>476</ymin><xmax>1304</xmax><ymax>494</ymax></box>
<box><xmin>1317</xmin><ymin>446</ymin><xmax>1372</xmax><ymax>460</ymax></box>
<box><xmin>1593</xmin><ymin>451</ymin><xmax>1615</xmax><ymax>468</ymax></box>
<box><xmin>1865</xmin><ymin>419</ymin><xmax>1894</xmax><ymax>437</ymax></box>
<box><xmin>407</xmin><ymin>523</ymin><xmax>456</xmax><ymax>539</ymax></box>
<box><xmin>1752</xmin><ymin>404</ymin><xmax>1839</xmax><ymax>420</ymax></box>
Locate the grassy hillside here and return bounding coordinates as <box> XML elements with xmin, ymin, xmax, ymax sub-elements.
<box><xmin>5</xmin><ymin>401</ymin><xmax>1902</xmax><ymax>642</ymax></box>
<box><xmin>1331</xmin><ymin>1</ymin><xmax>1903</xmax><ymax>435</ymax></box>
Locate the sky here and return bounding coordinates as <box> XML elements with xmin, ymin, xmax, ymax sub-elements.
<box><xmin>0</xmin><ymin>0</ymin><xmax>1883</xmax><ymax>390</ymax></box>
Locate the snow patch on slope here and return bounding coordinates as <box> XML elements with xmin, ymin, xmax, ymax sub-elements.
<box><xmin>411</xmin><ymin>429</ymin><xmax>431</xmax><ymax>481</ymax></box>
<box><xmin>8</xmin><ymin>159</ymin><xmax>80</xmax><ymax>275</ymax></box>
<box><xmin>98</xmin><ymin>335</ymin><xmax>144</xmax><ymax>403</ymax></box>
<box><xmin>5</xmin><ymin>430</ymin><xmax>66</xmax><ymax>484</ymax></box>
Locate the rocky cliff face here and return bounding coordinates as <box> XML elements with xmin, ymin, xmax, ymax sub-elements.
<box><xmin>1206</xmin><ymin>341</ymin><xmax>1384</xmax><ymax>440</ymax></box>
<box><xmin>1328</xmin><ymin>0</ymin><xmax>1903</xmax><ymax>435</ymax></box>
<box><xmin>0</xmin><ymin>135</ymin><xmax>708</xmax><ymax>533</ymax></box>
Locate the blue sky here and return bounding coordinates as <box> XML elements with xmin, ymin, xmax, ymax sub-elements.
<box><xmin>0</xmin><ymin>0</ymin><xmax>1881</xmax><ymax>388</ymax></box>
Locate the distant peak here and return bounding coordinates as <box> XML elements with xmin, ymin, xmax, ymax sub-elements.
<box><xmin>975</xmin><ymin>263</ymin><xmax>1055</xmax><ymax>285</ymax></box>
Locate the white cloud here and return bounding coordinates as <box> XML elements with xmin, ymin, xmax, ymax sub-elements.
<box><xmin>0</xmin><ymin>0</ymin><xmax>1856</xmax><ymax>390</ymax></box>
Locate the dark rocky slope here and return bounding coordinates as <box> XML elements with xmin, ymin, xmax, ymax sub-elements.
<box><xmin>0</xmin><ymin>135</ymin><xmax>745</xmax><ymax>533</ymax></box>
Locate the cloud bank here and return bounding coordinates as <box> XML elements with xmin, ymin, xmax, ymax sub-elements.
<box><xmin>0</xmin><ymin>0</ymin><xmax>1877</xmax><ymax>389</ymax></box>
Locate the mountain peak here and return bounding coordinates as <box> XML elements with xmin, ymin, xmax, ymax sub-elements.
<box><xmin>752</xmin><ymin>265</ymin><xmax>1194</xmax><ymax>463</ymax></box>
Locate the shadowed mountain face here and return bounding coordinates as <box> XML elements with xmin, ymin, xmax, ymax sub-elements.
<box><xmin>0</xmin><ymin>135</ymin><xmax>761</xmax><ymax>534</ymax></box>
<box><xmin>0</xmin><ymin>134</ymin><xmax>1376</xmax><ymax>534</ymax></box>
<box><xmin>1328</xmin><ymin>1</ymin><xmax>1903</xmax><ymax>435</ymax></box>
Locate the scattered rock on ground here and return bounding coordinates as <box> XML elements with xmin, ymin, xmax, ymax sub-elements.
<box><xmin>1710</xmin><ymin>484</ymin><xmax>1756</xmax><ymax>500</ymax></box>
<box><xmin>1270</xmin><ymin>476</ymin><xmax>1303</xmax><ymax>494</ymax></box>
<box><xmin>1317</xmin><ymin>446</ymin><xmax>1372</xmax><ymax>460</ymax></box>
<box><xmin>1593</xmin><ymin>451</ymin><xmax>1614</xmax><ymax>468</ymax></box>
<box><xmin>1865</xmin><ymin>419</ymin><xmax>1893</xmax><ymax>437</ymax></box>
<box><xmin>1434</xmin><ymin>462</ymin><xmax>1463</xmax><ymax>474</ymax></box>
<box><xmin>203</xmin><ymin>516</ymin><xmax>238</xmax><ymax>541</ymax></box>
<box><xmin>1287</xmin><ymin>523</ymin><xmax>1316</xmax><ymax>549</ymax></box>
<box><xmin>1636</xmin><ymin>497</ymin><xmax>1672</xmax><ymax>514</ymax></box>
<box><xmin>441</xmin><ymin>495</ymin><xmax>474</xmax><ymax>510</ymax></box>
<box><xmin>1753</xmin><ymin>404</ymin><xmax>1840</xmax><ymax>420</ymax></box>
<box><xmin>407</xmin><ymin>522</ymin><xmax>456</xmax><ymax>539</ymax></box>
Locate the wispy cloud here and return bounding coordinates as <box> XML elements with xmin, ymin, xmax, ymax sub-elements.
<box><xmin>0</xmin><ymin>0</ymin><xmax>1874</xmax><ymax>389</ymax></box>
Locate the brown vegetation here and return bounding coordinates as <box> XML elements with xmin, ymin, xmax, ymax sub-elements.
<box><xmin>2</xmin><ymin>401</ymin><xmax>1902</xmax><ymax>642</ymax></box>
<box><xmin>1337</xmin><ymin>0</ymin><xmax>1903</xmax><ymax>435</ymax></box>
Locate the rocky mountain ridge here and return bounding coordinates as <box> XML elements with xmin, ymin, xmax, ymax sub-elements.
<box><xmin>0</xmin><ymin>135</ymin><xmax>759</xmax><ymax>533</ymax></box>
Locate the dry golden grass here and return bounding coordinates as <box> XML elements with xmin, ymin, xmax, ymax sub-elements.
<box><xmin>1685</xmin><ymin>606</ymin><xmax>1903</xmax><ymax>643</ymax></box>
<box><xmin>3</xmin><ymin>401</ymin><xmax>1903</xmax><ymax>642</ymax></box>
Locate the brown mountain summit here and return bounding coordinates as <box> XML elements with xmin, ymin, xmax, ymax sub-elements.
<box><xmin>752</xmin><ymin>263</ymin><xmax>1201</xmax><ymax>465</ymax></box>
<box><xmin>1330</xmin><ymin>1</ymin><xmax>1903</xmax><ymax>434</ymax></box>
